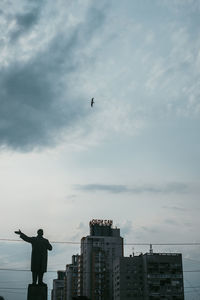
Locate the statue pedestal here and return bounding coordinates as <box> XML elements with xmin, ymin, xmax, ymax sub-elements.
<box><xmin>27</xmin><ymin>284</ymin><xmax>47</xmax><ymax>300</ymax></box>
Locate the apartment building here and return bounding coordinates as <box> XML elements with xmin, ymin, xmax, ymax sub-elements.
<box><xmin>79</xmin><ymin>219</ymin><xmax>123</xmax><ymax>300</ymax></box>
<box><xmin>113</xmin><ymin>252</ymin><xmax>184</xmax><ymax>300</ymax></box>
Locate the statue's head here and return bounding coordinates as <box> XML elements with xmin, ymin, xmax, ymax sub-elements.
<box><xmin>37</xmin><ymin>229</ymin><xmax>43</xmax><ymax>237</ymax></box>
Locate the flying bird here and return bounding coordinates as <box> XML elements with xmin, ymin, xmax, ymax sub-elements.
<box><xmin>91</xmin><ymin>98</ymin><xmax>95</xmax><ymax>107</ymax></box>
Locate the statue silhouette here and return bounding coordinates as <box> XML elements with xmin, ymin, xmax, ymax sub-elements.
<box><xmin>15</xmin><ymin>229</ymin><xmax>52</xmax><ymax>285</ymax></box>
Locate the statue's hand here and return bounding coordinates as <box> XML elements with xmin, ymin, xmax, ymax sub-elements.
<box><xmin>15</xmin><ymin>229</ymin><xmax>22</xmax><ymax>235</ymax></box>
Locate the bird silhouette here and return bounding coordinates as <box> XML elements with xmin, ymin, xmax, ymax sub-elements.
<box><xmin>91</xmin><ymin>98</ymin><xmax>94</xmax><ymax>107</ymax></box>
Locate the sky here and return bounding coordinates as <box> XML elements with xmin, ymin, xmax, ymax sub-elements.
<box><xmin>0</xmin><ymin>0</ymin><xmax>200</xmax><ymax>299</ymax></box>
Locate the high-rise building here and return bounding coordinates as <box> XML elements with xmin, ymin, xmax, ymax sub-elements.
<box><xmin>143</xmin><ymin>252</ymin><xmax>184</xmax><ymax>299</ymax></box>
<box><xmin>52</xmin><ymin>220</ymin><xmax>185</xmax><ymax>300</ymax></box>
<box><xmin>77</xmin><ymin>254</ymin><xmax>83</xmax><ymax>296</ymax></box>
<box><xmin>113</xmin><ymin>255</ymin><xmax>143</xmax><ymax>300</ymax></box>
<box><xmin>52</xmin><ymin>270</ymin><xmax>65</xmax><ymax>300</ymax></box>
<box><xmin>66</xmin><ymin>255</ymin><xmax>79</xmax><ymax>300</ymax></box>
<box><xmin>79</xmin><ymin>219</ymin><xmax>123</xmax><ymax>300</ymax></box>
<box><xmin>113</xmin><ymin>252</ymin><xmax>184</xmax><ymax>300</ymax></box>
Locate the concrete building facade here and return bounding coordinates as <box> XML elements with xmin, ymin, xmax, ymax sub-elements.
<box><xmin>52</xmin><ymin>221</ymin><xmax>185</xmax><ymax>300</ymax></box>
<box><xmin>113</xmin><ymin>255</ymin><xmax>143</xmax><ymax>300</ymax></box>
<box><xmin>143</xmin><ymin>252</ymin><xmax>184</xmax><ymax>300</ymax></box>
<box><xmin>80</xmin><ymin>219</ymin><xmax>123</xmax><ymax>300</ymax></box>
<box><xmin>52</xmin><ymin>271</ymin><xmax>65</xmax><ymax>300</ymax></box>
<box><xmin>113</xmin><ymin>253</ymin><xmax>184</xmax><ymax>300</ymax></box>
<box><xmin>66</xmin><ymin>255</ymin><xmax>79</xmax><ymax>300</ymax></box>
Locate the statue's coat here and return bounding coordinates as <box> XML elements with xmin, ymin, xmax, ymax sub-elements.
<box><xmin>20</xmin><ymin>233</ymin><xmax>52</xmax><ymax>272</ymax></box>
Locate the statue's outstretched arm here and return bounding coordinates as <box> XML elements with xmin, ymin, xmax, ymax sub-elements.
<box><xmin>15</xmin><ymin>230</ymin><xmax>32</xmax><ymax>243</ymax></box>
<box><xmin>15</xmin><ymin>229</ymin><xmax>22</xmax><ymax>235</ymax></box>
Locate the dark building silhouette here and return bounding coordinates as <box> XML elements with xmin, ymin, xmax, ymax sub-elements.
<box><xmin>79</xmin><ymin>220</ymin><xmax>123</xmax><ymax>300</ymax></box>
<box><xmin>51</xmin><ymin>271</ymin><xmax>65</xmax><ymax>300</ymax></box>
<box><xmin>66</xmin><ymin>255</ymin><xmax>79</xmax><ymax>300</ymax></box>
<box><xmin>52</xmin><ymin>220</ymin><xmax>185</xmax><ymax>300</ymax></box>
<box><xmin>113</xmin><ymin>252</ymin><xmax>184</xmax><ymax>300</ymax></box>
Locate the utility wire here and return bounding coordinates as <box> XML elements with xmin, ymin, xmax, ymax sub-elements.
<box><xmin>0</xmin><ymin>238</ymin><xmax>200</xmax><ymax>246</ymax></box>
<box><xmin>0</xmin><ymin>267</ymin><xmax>199</xmax><ymax>273</ymax></box>
<box><xmin>0</xmin><ymin>286</ymin><xmax>199</xmax><ymax>290</ymax></box>
<box><xmin>184</xmin><ymin>257</ymin><xmax>200</xmax><ymax>263</ymax></box>
<box><xmin>184</xmin><ymin>278</ymin><xmax>200</xmax><ymax>297</ymax></box>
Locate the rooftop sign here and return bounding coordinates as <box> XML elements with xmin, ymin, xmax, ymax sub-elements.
<box><xmin>90</xmin><ymin>219</ymin><xmax>113</xmax><ymax>226</ymax></box>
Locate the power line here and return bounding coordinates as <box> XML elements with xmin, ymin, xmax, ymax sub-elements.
<box><xmin>0</xmin><ymin>268</ymin><xmax>54</xmax><ymax>273</ymax></box>
<box><xmin>0</xmin><ymin>286</ymin><xmax>199</xmax><ymax>290</ymax></box>
<box><xmin>0</xmin><ymin>287</ymin><xmax>26</xmax><ymax>290</ymax></box>
<box><xmin>184</xmin><ymin>257</ymin><xmax>200</xmax><ymax>263</ymax></box>
<box><xmin>0</xmin><ymin>291</ymin><xmax>26</xmax><ymax>295</ymax></box>
<box><xmin>0</xmin><ymin>238</ymin><xmax>200</xmax><ymax>246</ymax></box>
<box><xmin>184</xmin><ymin>278</ymin><xmax>200</xmax><ymax>297</ymax></box>
<box><xmin>184</xmin><ymin>288</ymin><xmax>200</xmax><ymax>291</ymax></box>
<box><xmin>0</xmin><ymin>267</ymin><xmax>199</xmax><ymax>273</ymax></box>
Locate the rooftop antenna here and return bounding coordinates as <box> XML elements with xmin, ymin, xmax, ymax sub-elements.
<box><xmin>150</xmin><ymin>243</ymin><xmax>153</xmax><ymax>254</ymax></box>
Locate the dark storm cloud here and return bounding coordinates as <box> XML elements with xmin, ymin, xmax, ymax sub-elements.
<box><xmin>0</xmin><ymin>47</ymin><xmax>80</xmax><ymax>151</ymax></box>
<box><xmin>0</xmin><ymin>1</ymin><xmax>107</xmax><ymax>151</ymax></box>
<box><xmin>11</xmin><ymin>9</ymin><xmax>40</xmax><ymax>40</ymax></box>
<box><xmin>17</xmin><ymin>10</ymin><xmax>39</xmax><ymax>28</ymax></box>
<box><xmin>6</xmin><ymin>0</ymin><xmax>44</xmax><ymax>41</ymax></box>
<box><xmin>74</xmin><ymin>182</ymin><xmax>189</xmax><ymax>194</ymax></box>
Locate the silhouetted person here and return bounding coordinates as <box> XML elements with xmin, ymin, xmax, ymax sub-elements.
<box><xmin>15</xmin><ymin>229</ymin><xmax>52</xmax><ymax>285</ymax></box>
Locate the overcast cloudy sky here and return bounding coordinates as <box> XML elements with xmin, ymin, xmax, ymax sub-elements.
<box><xmin>0</xmin><ymin>0</ymin><xmax>200</xmax><ymax>299</ymax></box>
